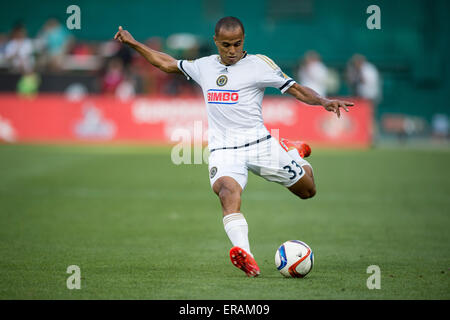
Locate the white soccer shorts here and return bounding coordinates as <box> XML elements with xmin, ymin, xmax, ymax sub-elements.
<box><xmin>208</xmin><ymin>136</ymin><xmax>311</xmax><ymax>190</ymax></box>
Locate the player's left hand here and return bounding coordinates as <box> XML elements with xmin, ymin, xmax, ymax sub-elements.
<box><xmin>322</xmin><ymin>99</ymin><xmax>354</xmax><ymax>118</ymax></box>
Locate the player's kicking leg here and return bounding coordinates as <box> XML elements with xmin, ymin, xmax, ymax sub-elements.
<box><xmin>280</xmin><ymin>138</ymin><xmax>316</xmax><ymax>199</ymax></box>
<box><xmin>212</xmin><ymin>176</ymin><xmax>261</xmax><ymax>277</ymax></box>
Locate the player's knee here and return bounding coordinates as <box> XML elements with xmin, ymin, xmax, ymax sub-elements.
<box><xmin>289</xmin><ymin>175</ymin><xmax>316</xmax><ymax>199</ymax></box>
<box><xmin>297</xmin><ymin>187</ymin><xmax>315</xmax><ymax>199</ymax></box>
<box><xmin>305</xmin><ymin>186</ymin><xmax>316</xmax><ymax>199</ymax></box>
<box><xmin>292</xmin><ymin>185</ymin><xmax>316</xmax><ymax>199</ymax></box>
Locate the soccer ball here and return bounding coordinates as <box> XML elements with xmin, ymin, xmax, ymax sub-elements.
<box><xmin>275</xmin><ymin>240</ymin><xmax>314</xmax><ymax>278</ymax></box>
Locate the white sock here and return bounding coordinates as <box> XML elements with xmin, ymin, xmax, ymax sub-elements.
<box><xmin>223</xmin><ymin>213</ymin><xmax>253</xmax><ymax>257</ymax></box>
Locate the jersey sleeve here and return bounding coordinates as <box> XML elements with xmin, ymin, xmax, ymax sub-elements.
<box><xmin>254</xmin><ymin>54</ymin><xmax>296</xmax><ymax>94</ymax></box>
<box><xmin>177</xmin><ymin>59</ymin><xmax>202</xmax><ymax>84</ymax></box>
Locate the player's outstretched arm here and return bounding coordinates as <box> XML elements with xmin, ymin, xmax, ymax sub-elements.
<box><xmin>113</xmin><ymin>26</ymin><xmax>181</xmax><ymax>74</ymax></box>
<box><xmin>286</xmin><ymin>83</ymin><xmax>354</xmax><ymax>118</ymax></box>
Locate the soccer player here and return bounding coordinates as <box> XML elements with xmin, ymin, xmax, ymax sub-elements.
<box><xmin>114</xmin><ymin>17</ymin><xmax>353</xmax><ymax>277</ymax></box>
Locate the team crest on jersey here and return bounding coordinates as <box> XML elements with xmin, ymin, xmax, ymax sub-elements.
<box><xmin>210</xmin><ymin>166</ymin><xmax>218</xmax><ymax>179</ymax></box>
<box><xmin>216</xmin><ymin>75</ymin><xmax>228</xmax><ymax>86</ymax></box>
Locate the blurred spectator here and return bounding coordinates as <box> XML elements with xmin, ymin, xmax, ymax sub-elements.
<box><xmin>36</xmin><ymin>18</ymin><xmax>72</xmax><ymax>71</ymax></box>
<box><xmin>297</xmin><ymin>51</ymin><xmax>328</xmax><ymax>97</ymax></box>
<box><xmin>98</xmin><ymin>40</ymin><xmax>121</xmax><ymax>59</ymax></box>
<box><xmin>115</xmin><ymin>43</ymin><xmax>133</xmax><ymax>70</ymax></box>
<box><xmin>164</xmin><ymin>33</ymin><xmax>203</xmax><ymax>96</ymax></box>
<box><xmin>431</xmin><ymin>114</ymin><xmax>449</xmax><ymax>140</ymax></box>
<box><xmin>346</xmin><ymin>54</ymin><xmax>381</xmax><ymax>103</ymax></box>
<box><xmin>98</xmin><ymin>38</ymin><xmax>133</xmax><ymax>69</ymax></box>
<box><xmin>62</xmin><ymin>41</ymin><xmax>101</xmax><ymax>71</ymax></box>
<box><xmin>132</xmin><ymin>37</ymin><xmax>170</xmax><ymax>95</ymax></box>
<box><xmin>101</xmin><ymin>57</ymin><xmax>124</xmax><ymax>94</ymax></box>
<box><xmin>70</xmin><ymin>41</ymin><xmax>94</xmax><ymax>59</ymax></box>
<box><xmin>0</xmin><ymin>33</ymin><xmax>8</xmax><ymax>68</ymax></box>
<box><xmin>17</xmin><ymin>71</ymin><xmax>40</xmax><ymax>97</ymax></box>
<box><xmin>65</xmin><ymin>83</ymin><xmax>88</xmax><ymax>101</ymax></box>
<box><xmin>347</xmin><ymin>54</ymin><xmax>382</xmax><ymax>146</ymax></box>
<box><xmin>4</xmin><ymin>24</ymin><xmax>34</xmax><ymax>73</ymax></box>
<box><xmin>166</xmin><ymin>33</ymin><xmax>200</xmax><ymax>59</ymax></box>
<box><xmin>116</xmin><ymin>73</ymin><xmax>136</xmax><ymax>101</ymax></box>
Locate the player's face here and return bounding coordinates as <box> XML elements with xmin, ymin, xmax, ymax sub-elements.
<box><xmin>214</xmin><ymin>27</ymin><xmax>245</xmax><ymax>65</ymax></box>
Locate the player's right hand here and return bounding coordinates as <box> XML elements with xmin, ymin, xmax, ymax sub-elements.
<box><xmin>114</xmin><ymin>26</ymin><xmax>136</xmax><ymax>46</ymax></box>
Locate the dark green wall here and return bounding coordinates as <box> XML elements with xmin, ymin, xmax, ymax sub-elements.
<box><xmin>1</xmin><ymin>0</ymin><xmax>449</xmax><ymax>120</ymax></box>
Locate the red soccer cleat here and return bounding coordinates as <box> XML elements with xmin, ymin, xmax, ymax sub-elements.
<box><xmin>279</xmin><ymin>138</ymin><xmax>311</xmax><ymax>158</ymax></box>
<box><xmin>229</xmin><ymin>246</ymin><xmax>260</xmax><ymax>277</ymax></box>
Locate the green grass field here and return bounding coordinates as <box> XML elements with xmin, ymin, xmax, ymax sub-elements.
<box><xmin>0</xmin><ymin>144</ymin><xmax>449</xmax><ymax>300</ymax></box>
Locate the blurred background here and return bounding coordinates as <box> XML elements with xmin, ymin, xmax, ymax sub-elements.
<box><xmin>1</xmin><ymin>0</ymin><xmax>449</xmax><ymax>300</ymax></box>
<box><xmin>0</xmin><ymin>0</ymin><xmax>449</xmax><ymax>146</ymax></box>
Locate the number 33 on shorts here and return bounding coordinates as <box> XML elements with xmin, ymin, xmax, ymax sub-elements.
<box><xmin>283</xmin><ymin>160</ymin><xmax>303</xmax><ymax>180</ymax></box>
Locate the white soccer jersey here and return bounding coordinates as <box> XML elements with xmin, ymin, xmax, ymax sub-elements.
<box><xmin>177</xmin><ymin>53</ymin><xmax>296</xmax><ymax>150</ymax></box>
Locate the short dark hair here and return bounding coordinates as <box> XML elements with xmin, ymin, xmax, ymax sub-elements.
<box><xmin>215</xmin><ymin>16</ymin><xmax>245</xmax><ymax>36</ymax></box>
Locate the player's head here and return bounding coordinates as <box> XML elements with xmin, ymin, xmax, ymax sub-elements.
<box><xmin>214</xmin><ymin>17</ymin><xmax>245</xmax><ymax>66</ymax></box>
